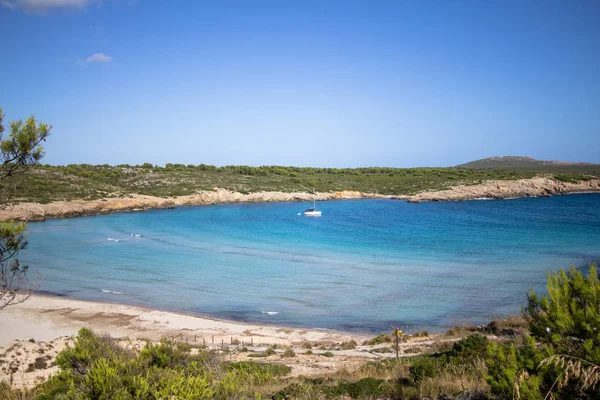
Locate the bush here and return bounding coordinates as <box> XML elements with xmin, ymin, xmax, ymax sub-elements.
<box><xmin>282</xmin><ymin>348</ymin><xmax>295</xmax><ymax>358</ymax></box>
<box><xmin>341</xmin><ymin>340</ymin><xmax>357</xmax><ymax>350</ymax></box>
<box><xmin>34</xmin><ymin>328</ymin><xmax>290</xmax><ymax>399</ymax></box>
<box><xmin>449</xmin><ymin>334</ymin><xmax>488</xmax><ymax>359</ymax></box>
<box><xmin>409</xmin><ymin>357</ymin><xmax>437</xmax><ymax>382</ymax></box>
<box><xmin>366</xmin><ymin>333</ymin><xmax>392</xmax><ymax>345</ymax></box>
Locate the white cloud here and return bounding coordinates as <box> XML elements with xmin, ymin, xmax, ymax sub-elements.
<box><xmin>78</xmin><ymin>53</ymin><xmax>112</xmax><ymax>66</ymax></box>
<box><xmin>0</xmin><ymin>0</ymin><xmax>95</xmax><ymax>14</ymax></box>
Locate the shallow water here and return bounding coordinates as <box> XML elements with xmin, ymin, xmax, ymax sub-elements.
<box><xmin>21</xmin><ymin>194</ymin><xmax>600</xmax><ymax>333</ymax></box>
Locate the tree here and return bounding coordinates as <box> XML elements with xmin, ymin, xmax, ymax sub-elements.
<box><xmin>524</xmin><ymin>264</ymin><xmax>600</xmax><ymax>364</ymax></box>
<box><xmin>0</xmin><ymin>107</ymin><xmax>51</xmax><ymax>310</ymax></box>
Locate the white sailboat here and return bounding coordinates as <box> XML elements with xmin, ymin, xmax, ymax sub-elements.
<box><xmin>304</xmin><ymin>198</ymin><xmax>322</xmax><ymax>216</ymax></box>
<box><xmin>302</xmin><ymin>186</ymin><xmax>322</xmax><ymax>216</ymax></box>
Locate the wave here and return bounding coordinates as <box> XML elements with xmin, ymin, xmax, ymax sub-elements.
<box><xmin>130</xmin><ymin>233</ymin><xmax>142</xmax><ymax>237</ymax></box>
<box><xmin>101</xmin><ymin>289</ymin><xmax>124</xmax><ymax>295</ymax></box>
<box><xmin>261</xmin><ymin>311</ymin><xmax>279</xmax><ymax>315</ymax></box>
<box><xmin>107</xmin><ymin>237</ymin><xmax>121</xmax><ymax>242</ymax></box>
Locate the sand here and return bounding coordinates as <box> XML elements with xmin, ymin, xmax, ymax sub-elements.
<box><xmin>0</xmin><ymin>295</ymin><xmax>369</xmax><ymax>347</ymax></box>
<box><xmin>0</xmin><ymin>295</ymin><xmax>453</xmax><ymax>389</ymax></box>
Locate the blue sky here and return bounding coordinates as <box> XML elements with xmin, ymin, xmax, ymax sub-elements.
<box><xmin>1</xmin><ymin>0</ymin><xmax>599</xmax><ymax>167</ymax></box>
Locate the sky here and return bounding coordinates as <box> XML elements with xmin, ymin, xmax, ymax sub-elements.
<box><xmin>1</xmin><ymin>0</ymin><xmax>599</xmax><ymax>167</ymax></box>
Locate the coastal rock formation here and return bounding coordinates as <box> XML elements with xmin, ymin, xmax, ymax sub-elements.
<box><xmin>1</xmin><ymin>178</ymin><xmax>598</xmax><ymax>222</ymax></box>
<box><xmin>0</xmin><ymin>190</ymin><xmax>394</xmax><ymax>222</ymax></box>
<box><xmin>407</xmin><ymin>177</ymin><xmax>600</xmax><ymax>202</ymax></box>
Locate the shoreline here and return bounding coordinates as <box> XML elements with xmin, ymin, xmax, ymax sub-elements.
<box><xmin>0</xmin><ymin>189</ymin><xmax>398</xmax><ymax>223</ymax></box>
<box><xmin>33</xmin><ymin>290</ymin><xmax>378</xmax><ymax>338</ymax></box>
<box><xmin>0</xmin><ymin>294</ymin><xmax>371</xmax><ymax>347</ymax></box>
<box><xmin>407</xmin><ymin>176</ymin><xmax>600</xmax><ymax>203</ymax></box>
<box><xmin>1</xmin><ymin>294</ymin><xmax>464</xmax><ymax>389</ymax></box>
<box><xmin>2</xmin><ymin>177</ymin><xmax>599</xmax><ymax>222</ymax></box>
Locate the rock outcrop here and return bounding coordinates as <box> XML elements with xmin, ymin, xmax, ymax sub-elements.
<box><xmin>1</xmin><ymin>178</ymin><xmax>598</xmax><ymax>222</ymax></box>
<box><xmin>407</xmin><ymin>177</ymin><xmax>600</xmax><ymax>202</ymax></box>
<box><xmin>0</xmin><ymin>190</ymin><xmax>395</xmax><ymax>222</ymax></box>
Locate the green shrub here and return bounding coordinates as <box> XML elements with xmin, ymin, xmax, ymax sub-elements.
<box><xmin>409</xmin><ymin>357</ymin><xmax>437</xmax><ymax>383</ymax></box>
<box><xmin>333</xmin><ymin>377</ymin><xmax>389</xmax><ymax>398</ymax></box>
<box><xmin>367</xmin><ymin>333</ymin><xmax>392</xmax><ymax>345</ymax></box>
<box><xmin>449</xmin><ymin>334</ymin><xmax>488</xmax><ymax>359</ymax></box>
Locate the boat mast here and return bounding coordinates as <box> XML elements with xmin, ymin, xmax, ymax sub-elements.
<box><xmin>299</xmin><ymin>184</ymin><xmax>317</xmax><ymax>210</ymax></box>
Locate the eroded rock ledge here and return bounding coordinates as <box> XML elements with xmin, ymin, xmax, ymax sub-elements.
<box><xmin>407</xmin><ymin>177</ymin><xmax>600</xmax><ymax>203</ymax></box>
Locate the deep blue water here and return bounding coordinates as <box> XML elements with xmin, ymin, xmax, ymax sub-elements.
<box><xmin>21</xmin><ymin>194</ymin><xmax>600</xmax><ymax>333</ymax></box>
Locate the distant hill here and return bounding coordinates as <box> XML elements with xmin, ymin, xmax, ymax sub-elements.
<box><xmin>457</xmin><ymin>156</ymin><xmax>599</xmax><ymax>172</ymax></box>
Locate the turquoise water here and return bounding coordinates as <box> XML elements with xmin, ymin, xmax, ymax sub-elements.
<box><xmin>21</xmin><ymin>194</ymin><xmax>600</xmax><ymax>333</ymax></box>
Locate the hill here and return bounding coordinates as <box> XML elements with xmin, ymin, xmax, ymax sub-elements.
<box><xmin>457</xmin><ymin>156</ymin><xmax>600</xmax><ymax>172</ymax></box>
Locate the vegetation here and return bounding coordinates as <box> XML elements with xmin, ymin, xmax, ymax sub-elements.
<box><xmin>458</xmin><ymin>156</ymin><xmax>600</xmax><ymax>173</ymax></box>
<box><xmin>4</xmin><ymin>163</ymin><xmax>546</xmax><ymax>204</ymax></box>
<box><xmin>0</xmin><ymin>108</ymin><xmax>50</xmax><ymax>310</ymax></box>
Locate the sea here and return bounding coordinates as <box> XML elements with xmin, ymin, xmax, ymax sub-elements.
<box><xmin>20</xmin><ymin>194</ymin><xmax>600</xmax><ymax>334</ymax></box>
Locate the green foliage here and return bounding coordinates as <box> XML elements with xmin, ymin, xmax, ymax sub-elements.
<box><xmin>366</xmin><ymin>333</ymin><xmax>393</xmax><ymax>345</ymax></box>
<box><xmin>0</xmin><ymin>107</ymin><xmax>50</xmax><ymax>310</ymax></box>
<box><xmin>5</xmin><ymin>163</ymin><xmax>551</xmax><ymax>204</ymax></box>
<box><xmin>409</xmin><ymin>357</ymin><xmax>437</xmax><ymax>382</ymax></box>
<box><xmin>449</xmin><ymin>334</ymin><xmax>488</xmax><ymax>358</ymax></box>
<box><xmin>226</xmin><ymin>361</ymin><xmax>291</xmax><ymax>377</ymax></box>
<box><xmin>553</xmin><ymin>173</ymin><xmax>592</xmax><ymax>183</ymax></box>
<box><xmin>332</xmin><ymin>377</ymin><xmax>389</xmax><ymax>398</ymax></box>
<box><xmin>32</xmin><ymin>328</ymin><xmax>289</xmax><ymax>399</ymax></box>
<box><xmin>483</xmin><ymin>335</ymin><xmax>551</xmax><ymax>399</ymax></box>
<box><xmin>525</xmin><ymin>264</ymin><xmax>600</xmax><ymax>364</ymax></box>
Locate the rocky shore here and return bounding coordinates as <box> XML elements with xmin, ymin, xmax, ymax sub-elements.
<box><xmin>0</xmin><ymin>189</ymin><xmax>395</xmax><ymax>222</ymax></box>
<box><xmin>407</xmin><ymin>177</ymin><xmax>600</xmax><ymax>202</ymax></box>
<box><xmin>1</xmin><ymin>177</ymin><xmax>599</xmax><ymax>222</ymax></box>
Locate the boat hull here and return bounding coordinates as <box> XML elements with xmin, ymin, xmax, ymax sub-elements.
<box><xmin>304</xmin><ymin>211</ymin><xmax>322</xmax><ymax>216</ymax></box>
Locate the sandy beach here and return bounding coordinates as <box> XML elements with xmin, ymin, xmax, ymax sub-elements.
<box><xmin>1</xmin><ymin>295</ymin><xmax>453</xmax><ymax>389</ymax></box>
<box><xmin>0</xmin><ymin>294</ymin><xmax>369</xmax><ymax>347</ymax></box>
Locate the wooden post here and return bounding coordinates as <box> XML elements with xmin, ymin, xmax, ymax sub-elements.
<box><xmin>212</xmin><ymin>335</ymin><xmax>214</xmax><ymax>344</ymax></box>
<box><xmin>221</xmin><ymin>339</ymin><xmax>224</xmax><ymax>350</ymax></box>
<box><xmin>230</xmin><ymin>337</ymin><xmax>232</xmax><ymax>344</ymax></box>
<box><xmin>251</xmin><ymin>338</ymin><xmax>253</xmax><ymax>345</ymax></box>
<box><xmin>203</xmin><ymin>337</ymin><xmax>205</xmax><ymax>346</ymax></box>
<box><xmin>194</xmin><ymin>334</ymin><xmax>197</xmax><ymax>342</ymax></box>
<box><xmin>395</xmin><ymin>327</ymin><xmax>399</xmax><ymax>360</ymax></box>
